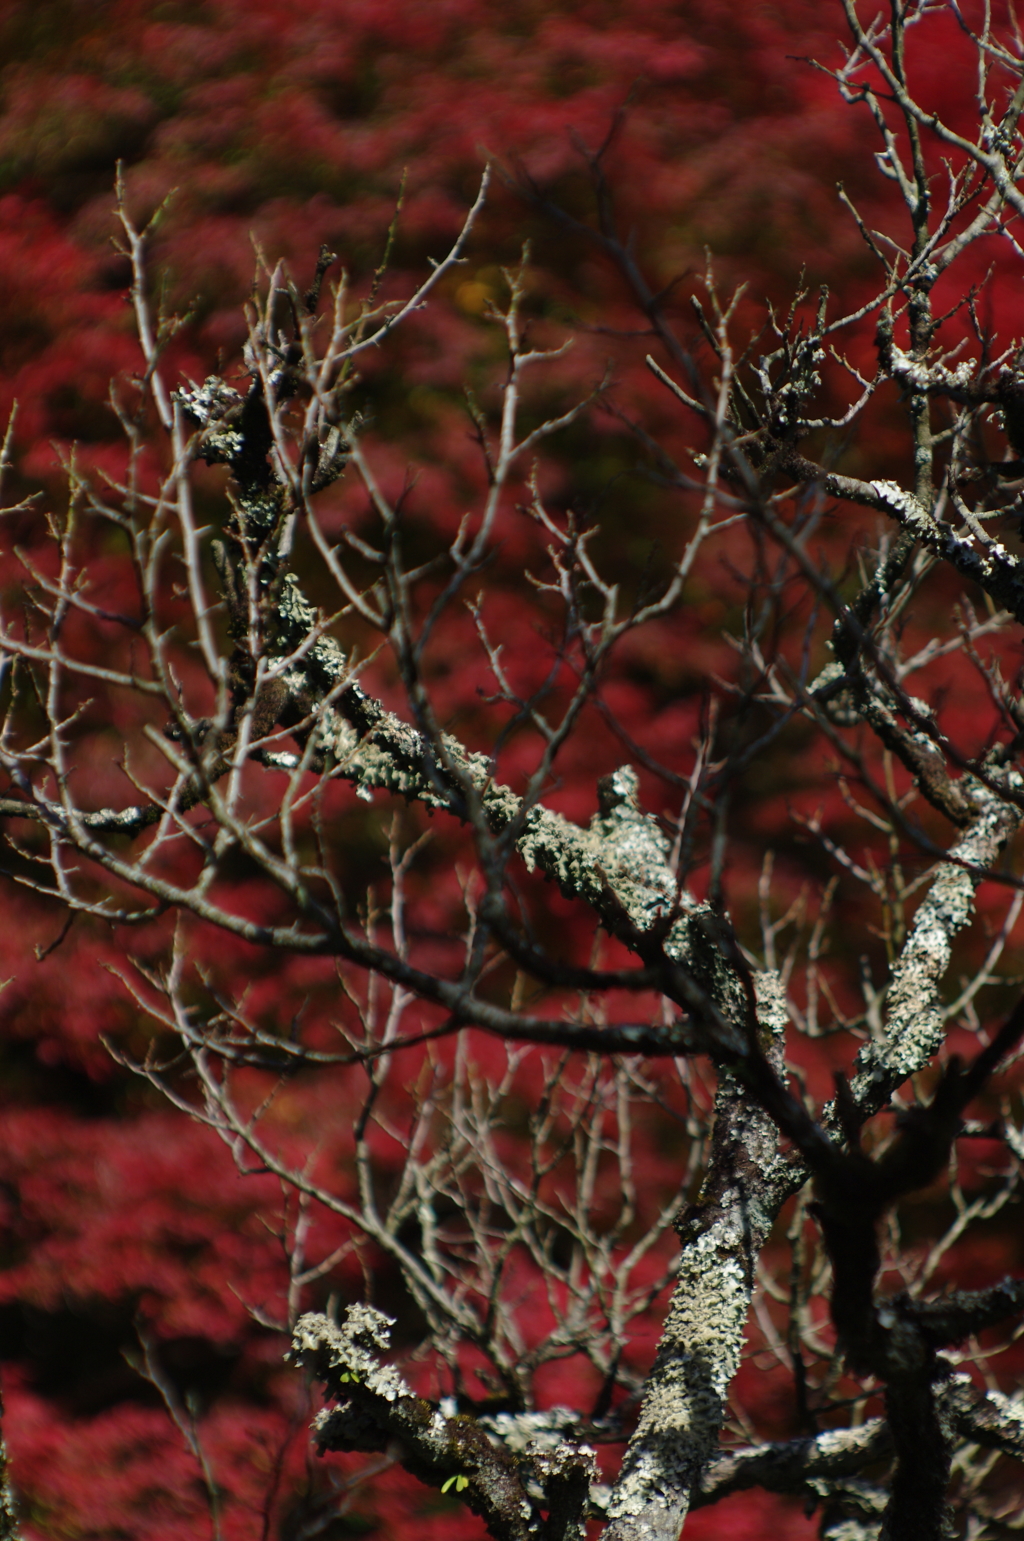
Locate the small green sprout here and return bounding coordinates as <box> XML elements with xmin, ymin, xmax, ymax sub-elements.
<box><xmin>441</xmin><ymin>1473</ymin><xmax>470</xmax><ymax>1494</ymax></box>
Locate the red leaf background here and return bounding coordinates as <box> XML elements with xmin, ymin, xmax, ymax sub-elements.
<box><xmin>1</xmin><ymin>2</ymin><xmax>1022</xmax><ymax>1537</ymax></box>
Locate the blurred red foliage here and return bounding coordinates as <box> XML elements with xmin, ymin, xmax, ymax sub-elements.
<box><xmin>1</xmin><ymin>1</ymin><xmax>1022</xmax><ymax>1537</ymax></box>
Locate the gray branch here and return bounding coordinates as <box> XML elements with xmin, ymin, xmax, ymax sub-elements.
<box><xmin>694</xmin><ymin>1420</ymin><xmax>891</xmax><ymax>1506</ymax></box>
<box><xmin>0</xmin><ymin>1381</ymin><xmax>19</xmax><ymax>1541</ymax></box>
<box><xmin>292</xmin><ymin>1309</ymin><xmax>596</xmax><ymax>1541</ymax></box>
<box><xmin>849</xmin><ymin>780</ymin><xmax>1024</xmax><ymax>1119</ymax></box>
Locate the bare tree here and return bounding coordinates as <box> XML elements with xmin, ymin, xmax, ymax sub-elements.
<box><xmin>4</xmin><ymin>4</ymin><xmax>1024</xmax><ymax>1539</ymax></box>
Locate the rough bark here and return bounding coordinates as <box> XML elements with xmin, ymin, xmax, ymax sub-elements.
<box><xmin>0</xmin><ymin>1384</ymin><xmax>19</xmax><ymax>1541</ymax></box>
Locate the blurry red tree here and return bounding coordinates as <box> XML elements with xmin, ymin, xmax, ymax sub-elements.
<box><xmin>2</xmin><ymin>2</ymin><xmax>1024</xmax><ymax>1539</ymax></box>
